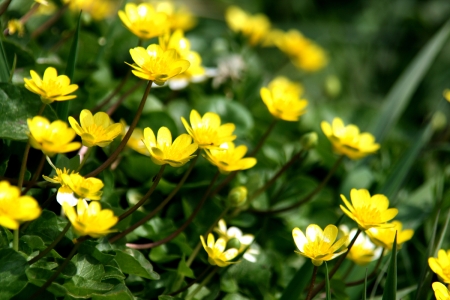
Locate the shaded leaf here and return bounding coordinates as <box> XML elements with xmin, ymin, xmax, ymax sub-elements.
<box><xmin>23</xmin><ymin>210</ymin><xmax>61</xmax><ymax>244</ymax></box>
<box><xmin>177</xmin><ymin>255</ymin><xmax>195</xmax><ymax>279</ymax></box>
<box><xmin>325</xmin><ymin>262</ymin><xmax>331</xmax><ymax>300</ymax></box>
<box><xmin>0</xmin><ymin>38</ymin><xmax>10</xmax><ymax>82</ymax></box>
<box><xmin>25</xmin><ymin>267</ymin><xmax>68</xmax><ymax>297</ymax></box>
<box><xmin>279</xmin><ymin>261</ymin><xmax>313</xmax><ymax>300</ymax></box>
<box><xmin>382</xmin><ymin>233</ymin><xmax>397</xmax><ymax>300</ymax></box>
<box><xmin>64</xmin><ymin>275</ymin><xmax>114</xmax><ymax>298</ymax></box>
<box><xmin>0</xmin><ymin>249</ymin><xmax>28</xmax><ymax>299</ymax></box>
<box><xmin>114</xmin><ymin>248</ymin><xmax>160</xmax><ymax>280</ymax></box>
<box><xmin>91</xmin><ymin>284</ymin><xmax>134</xmax><ymax>300</ymax></box>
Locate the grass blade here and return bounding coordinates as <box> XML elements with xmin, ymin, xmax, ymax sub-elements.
<box><xmin>325</xmin><ymin>262</ymin><xmax>331</xmax><ymax>300</ymax></box>
<box><xmin>280</xmin><ymin>261</ymin><xmax>313</xmax><ymax>300</ymax></box>
<box><xmin>382</xmin><ymin>232</ymin><xmax>397</xmax><ymax>300</ymax></box>
<box><xmin>0</xmin><ymin>38</ymin><xmax>10</xmax><ymax>82</ymax></box>
<box><xmin>363</xmin><ymin>269</ymin><xmax>367</xmax><ymax>300</ymax></box>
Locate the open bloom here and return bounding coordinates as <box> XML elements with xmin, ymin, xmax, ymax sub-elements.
<box><xmin>27</xmin><ymin>116</ymin><xmax>81</xmax><ymax>157</ymax></box>
<box><xmin>225</xmin><ymin>6</ymin><xmax>271</xmax><ymax>46</ymax></box>
<box><xmin>63</xmin><ymin>200</ymin><xmax>118</xmax><ymax>238</ymax></box>
<box><xmin>24</xmin><ymin>67</ymin><xmax>78</xmax><ymax>104</ymax></box>
<box><xmin>7</xmin><ymin>19</ymin><xmax>24</xmax><ymax>37</ymax></box>
<box><xmin>340</xmin><ymin>226</ymin><xmax>382</xmax><ymax>265</ymax></box>
<box><xmin>68</xmin><ymin>109</ymin><xmax>123</xmax><ymax>148</ymax></box>
<box><xmin>64</xmin><ymin>0</ymin><xmax>118</xmax><ymax>20</ymax></box>
<box><xmin>260</xmin><ymin>76</ymin><xmax>308</xmax><ymax>121</ymax></box>
<box><xmin>142</xmin><ymin>127</ymin><xmax>198</xmax><ymax>167</ymax></box>
<box><xmin>433</xmin><ymin>282</ymin><xmax>450</xmax><ymax>300</ymax></box>
<box><xmin>321</xmin><ymin>117</ymin><xmax>380</xmax><ymax>159</ymax></box>
<box><xmin>292</xmin><ymin>224</ymin><xmax>348</xmax><ymax>266</ymax></box>
<box><xmin>127</xmin><ymin>127</ymin><xmax>150</xmax><ymax>156</ymax></box>
<box><xmin>127</xmin><ymin>44</ymin><xmax>190</xmax><ymax>85</ymax></box>
<box><xmin>155</xmin><ymin>1</ymin><xmax>196</xmax><ymax>31</ymax></box>
<box><xmin>205</xmin><ymin>142</ymin><xmax>257</xmax><ymax>174</ymax></box>
<box><xmin>366</xmin><ymin>221</ymin><xmax>414</xmax><ymax>251</ymax></box>
<box><xmin>118</xmin><ymin>3</ymin><xmax>169</xmax><ymax>39</ymax></box>
<box><xmin>61</xmin><ymin>173</ymin><xmax>104</xmax><ymax>201</ymax></box>
<box><xmin>430</xmin><ymin>250</ymin><xmax>450</xmax><ymax>284</ymax></box>
<box><xmin>42</xmin><ymin>157</ymin><xmax>79</xmax><ymax>206</ymax></box>
<box><xmin>340</xmin><ymin>189</ymin><xmax>398</xmax><ymax>231</ymax></box>
<box><xmin>0</xmin><ymin>181</ymin><xmax>41</xmax><ymax>229</ymax></box>
<box><xmin>200</xmin><ymin>233</ymin><xmax>239</xmax><ymax>267</ymax></box>
<box><xmin>181</xmin><ymin>110</ymin><xmax>236</xmax><ymax>149</ymax></box>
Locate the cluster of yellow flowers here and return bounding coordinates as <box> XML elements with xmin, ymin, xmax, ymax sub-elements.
<box><xmin>429</xmin><ymin>250</ymin><xmax>450</xmax><ymax>299</ymax></box>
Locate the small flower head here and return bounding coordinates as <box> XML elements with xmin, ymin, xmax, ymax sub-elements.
<box><xmin>292</xmin><ymin>224</ymin><xmax>348</xmax><ymax>266</ymax></box>
<box><xmin>61</xmin><ymin>173</ymin><xmax>104</xmax><ymax>201</ymax></box>
<box><xmin>42</xmin><ymin>158</ymin><xmax>80</xmax><ymax>206</ymax></box>
<box><xmin>225</xmin><ymin>6</ymin><xmax>271</xmax><ymax>46</ymax></box>
<box><xmin>260</xmin><ymin>76</ymin><xmax>308</xmax><ymax>121</ymax></box>
<box><xmin>0</xmin><ymin>181</ymin><xmax>41</xmax><ymax>229</ymax></box>
<box><xmin>205</xmin><ymin>142</ymin><xmax>257</xmax><ymax>174</ymax></box>
<box><xmin>142</xmin><ymin>127</ymin><xmax>198</xmax><ymax>167</ymax></box>
<box><xmin>181</xmin><ymin>110</ymin><xmax>236</xmax><ymax>149</ymax></box>
<box><xmin>127</xmin><ymin>44</ymin><xmax>190</xmax><ymax>85</ymax></box>
<box><xmin>227</xmin><ymin>186</ymin><xmax>248</xmax><ymax>207</ymax></box>
<box><xmin>321</xmin><ymin>117</ymin><xmax>380</xmax><ymax>160</ymax></box>
<box><xmin>200</xmin><ymin>233</ymin><xmax>239</xmax><ymax>267</ymax></box>
<box><xmin>341</xmin><ymin>226</ymin><xmax>382</xmax><ymax>265</ymax></box>
<box><xmin>27</xmin><ymin>116</ymin><xmax>81</xmax><ymax>157</ymax></box>
<box><xmin>433</xmin><ymin>282</ymin><xmax>450</xmax><ymax>300</ymax></box>
<box><xmin>24</xmin><ymin>67</ymin><xmax>78</xmax><ymax>104</ymax></box>
<box><xmin>64</xmin><ymin>0</ymin><xmax>118</xmax><ymax>20</ymax></box>
<box><xmin>340</xmin><ymin>189</ymin><xmax>398</xmax><ymax>231</ymax></box>
<box><xmin>118</xmin><ymin>3</ymin><xmax>169</xmax><ymax>39</ymax></box>
<box><xmin>7</xmin><ymin>19</ymin><xmax>25</xmax><ymax>37</ymax></box>
<box><xmin>68</xmin><ymin>109</ymin><xmax>123</xmax><ymax>148</ymax></box>
<box><xmin>444</xmin><ymin>89</ymin><xmax>450</xmax><ymax>102</ymax></box>
<box><xmin>154</xmin><ymin>1</ymin><xmax>196</xmax><ymax>31</ymax></box>
<box><xmin>63</xmin><ymin>200</ymin><xmax>118</xmax><ymax>238</ymax></box>
<box><xmin>126</xmin><ymin>127</ymin><xmax>150</xmax><ymax>156</ymax></box>
<box><xmin>366</xmin><ymin>221</ymin><xmax>414</xmax><ymax>251</ymax></box>
<box><xmin>429</xmin><ymin>250</ymin><xmax>450</xmax><ymax>284</ymax></box>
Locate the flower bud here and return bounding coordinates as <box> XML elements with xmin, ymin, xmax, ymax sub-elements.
<box><xmin>300</xmin><ymin>132</ymin><xmax>318</xmax><ymax>150</ymax></box>
<box><xmin>227</xmin><ymin>186</ymin><xmax>248</xmax><ymax>207</ymax></box>
<box><xmin>432</xmin><ymin>111</ymin><xmax>447</xmax><ymax>131</ymax></box>
<box><xmin>226</xmin><ymin>238</ymin><xmax>241</xmax><ymax>250</ymax></box>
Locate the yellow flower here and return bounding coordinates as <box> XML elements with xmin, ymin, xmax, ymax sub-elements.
<box><xmin>61</xmin><ymin>173</ymin><xmax>104</xmax><ymax>201</ymax></box>
<box><xmin>275</xmin><ymin>29</ymin><xmax>327</xmax><ymax>72</ymax></box>
<box><xmin>292</xmin><ymin>224</ymin><xmax>348</xmax><ymax>266</ymax></box>
<box><xmin>63</xmin><ymin>200</ymin><xmax>118</xmax><ymax>238</ymax></box>
<box><xmin>205</xmin><ymin>142</ymin><xmax>257</xmax><ymax>174</ymax></box>
<box><xmin>127</xmin><ymin>127</ymin><xmax>150</xmax><ymax>156</ymax></box>
<box><xmin>118</xmin><ymin>3</ymin><xmax>169</xmax><ymax>40</ymax></box>
<box><xmin>0</xmin><ymin>181</ymin><xmax>41</xmax><ymax>230</ymax></box>
<box><xmin>429</xmin><ymin>250</ymin><xmax>450</xmax><ymax>284</ymax></box>
<box><xmin>181</xmin><ymin>110</ymin><xmax>236</xmax><ymax>149</ymax></box>
<box><xmin>127</xmin><ymin>44</ymin><xmax>190</xmax><ymax>85</ymax></box>
<box><xmin>200</xmin><ymin>233</ymin><xmax>239</xmax><ymax>267</ymax></box>
<box><xmin>27</xmin><ymin>116</ymin><xmax>81</xmax><ymax>157</ymax></box>
<box><xmin>64</xmin><ymin>0</ymin><xmax>118</xmax><ymax>20</ymax></box>
<box><xmin>68</xmin><ymin>109</ymin><xmax>123</xmax><ymax>148</ymax></box>
<box><xmin>214</xmin><ymin>219</ymin><xmax>257</xmax><ymax>262</ymax></box>
<box><xmin>7</xmin><ymin>19</ymin><xmax>24</xmax><ymax>37</ymax></box>
<box><xmin>366</xmin><ymin>221</ymin><xmax>414</xmax><ymax>251</ymax></box>
<box><xmin>340</xmin><ymin>226</ymin><xmax>382</xmax><ymax>265</ymax></box>
<box><xmin>340</xmin><ymin>189</ymin><xmax>398</xmax><ymax>231</ymax></box>
<box><xmin>142</xmin><ymin>127</ymin><xmax>198</xmax><ymax>167</ymax></box>
<box><xmin>154</xmin><ymin>1</ymin><xmax>197</xmax><ymax>31</ymax></box>
<box><xmin>24</xmin><ymin>67</ymin><xmax>78</xmax><ymax>104</ymax></box>
<box><xmin>433</xmin><ymin>282</ymin><xmax>450</xmax><ymax>300</ymax></box>
<box><xmin>260</xmin><ymin>76</ymin><xmax>308</xmax><ymax>121</ymax></box>
<box><xmin>225</xmin><ymin>6</ymin><xmax>271</xmax><ymax>46</ymax></box>
<box><xmin>321</xmin><ymin>117</ymin><xmax>380</xmax><ymax>159</ymax></box>
<box><xmin>444</xmin><ymin>89</ymin><xmax>450</xmax><ymax>102</ymax></box>
<box><xmin>42</xmin><ymin>158</ymin><xmax>80</xmax><ymax>206</ymax></box>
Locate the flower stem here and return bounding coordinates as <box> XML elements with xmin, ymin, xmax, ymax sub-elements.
<box><xmin>17</xmin><ymin>142</ymin><xmax>31</xmax><ymax>190</ymax></box>
<box><xmin>185</xmin><ymin>267</ymin><xmax>219</xmax><ymax>300</ymax></box>
<box><xmin>0</xmin><ymin>0</ymin><xmax>12</xmax><ymax>16</ymax></box>
<box><xmin>21</xmin><ymin>153</ymin><xmax>46</xmax><ymax>195</ymax></box>
<box><xmin>169</xmin><ymin>266</ymin><xmax>213</xmax><ymax>296</ymax></box>
<box><xmin>106</xmin><ymin>80</ymin><xmax>145</xmax><ymax>116</ymax></box>
<box><xmin>28</xmin><ymin>222</ymin><xmax>72</xmax><ymax>265</ymax></box>
<box><xmin>118</xmin><ymin>165</ymin><xmax>166</xmax><ymax>221</ymax></box>
<box><xmin>13</xmin><ymin>229</ymin><xmax>19</xmax><ymax>251</ymax></box>
<box><xmin>122</xmin><ymin>171</ymin><xmax>221</xmax><ymax>249</ymax></box>
<box><xmin>345</xmin><ymin>248</ymin><xmax>385</xmax><ymax>287</ymax></box>
<box><xmin>86</xmin><ymin>80</ymin><xmax>153</xmax><ymax>178</ymax></box>
<box><xmin>251</xmin><ymin>155</ymin><xmax>344</xmax><ymax>214</ymax></box>
<box><xmin>306</xmin><ymin>265</ymin><xmax>319</xmax><ymax>300</ymax></box>
<box><xmin>92</xmin><ymin>71</ymin><xmax>131</xmax><ymax>113</ymax></box>
<box><xmin>249</xmin><ymin>119</ymin><xmax>277</xmax><ymax>157</ymax></box>
<box><xmin>109</xmin><ymin>153</ymin><xmax>199</xmax><ymax>243</ymax></box>
<box><xmin>209</xmin><ymin>171</ymin><xmax>237</xmax><ymax>198</ymax></box>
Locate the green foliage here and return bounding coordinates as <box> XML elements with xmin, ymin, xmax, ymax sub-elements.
<box><xmin>382</xmin><ymin>234</ymin><xmax>397</xmax><ymax>300</ymax></box>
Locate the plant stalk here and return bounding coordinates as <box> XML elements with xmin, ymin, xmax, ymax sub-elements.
<box><xmin>306</xmin><ymin>266</ymin><xmax>319</xmax><ymax>300</ymax></box>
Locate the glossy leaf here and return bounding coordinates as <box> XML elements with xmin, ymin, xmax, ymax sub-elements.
<box><xmin>279</xmin><ymin>261</ymin><xmax>314</xmax><ymax>300</ymax></box>
<box><xmin>0</xmin><ymin>249</ymin><xmax>28</xmax><ymax>299</ymax></box>
<box><xmin>91</xmin><ymin>284</ymin><xmax>134</xmax><ymax>300</ymax></box>
<box><xmin>114</xmin><ymin>248</ymin><xmax>160</xmax><ymax>280</ymax></box>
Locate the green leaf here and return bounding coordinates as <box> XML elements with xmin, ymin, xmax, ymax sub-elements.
<box><xmin>0</xmin><ymin>38</ymin><xmax>10</xmax><ymax>82</ymax></box>
<box><xmin>0</xmin><ymin>83</ymin><xmax>58</xmax><ymax>140</ymax></box>
<box><xmin>20</xmin><ymin>235</ymin><xmax>47</xmax><ymax>251</ymax></box>
<box><xmin>102</xmin><ymin>265</ymin><xmax>125</xmax><ymax>281</ymax></box>
<box><xmin>1</xmin><ymin>39</ymin><xmax>35</xmax><ymax>69</ymax></box>
<box><xmin>149</xmin><ymin>244</ymin><xmax>180</xmax><ymax>263</ymax></box>
<box><xmin>363</xmin><ymin>269</ymin><xmax>367</xmax><ymax>300</ymax></box>
<box><xmin>0</xmin><ymin>226</ymin><xmax>13</xmax><ymax>249</ymax></box>
<box><xmin>23</xmin><ymin>210</ymin><xmax>61</xmax><ymax>244</ymax></box>
<box><xmin>78</xmin><ymin>240</ymin><xmax>116</xmax><ymax>264</ymax></box>
<box><xmin>177</xmin><ymin>255</ymin><xmax>195</xmax><ymax>279</ymax></box>
<box><xmin>371</xmin><ymin>20</ymin><xmax>450</xmax><ymax>142</ymax></box>
<box><xmin>0</xmin><ymin>249</ymin><xmax>29</xmax><ymax>299</ymax></box>
<box><xmin>158</xmin><ymin>296</ymin><xmax>183</xmax><ymax>300</ymax></box>
<box><xmin>72</xmin><ymin>254</ymin><xmax>105</xmax><ymax>281</ymax></box>
<box><xmin>114</xmin><ymin>248</ymin><xmax>160</xmax><ymax>280</ymax></box>
<box><xmin>279</xmin><ymin>260</ymin><xmax>313</xmax><ymax>300</ymax></box>
<box><xmin>25</xmin><ymin>267</ymin><xmax>68</xmax><ymax>297</ymax></box>
<box><xmin>91</xmin><ymin>284</ymin><xmax>134</xmax><ymax>300</ymax></box>
<box><xmin>382</xmin><ymin>233</ymin><xmax>397</xmax><ymax>300</ymax></box>
<box><xmin>325</xmin><ymin>262</ymin><xmax>331</xmax><ymax>300</ymax></box>
<box><xmin>64</xmin><ymin>275</ymin><xmax>114</xmax><ymax>298</ymax></box>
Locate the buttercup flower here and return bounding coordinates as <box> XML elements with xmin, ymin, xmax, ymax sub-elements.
<box><xmin>227</xmin><ymin>186</ymin><xmax>248</xmax><ymax>207</ymax></box>
<box><xmin>292</xmin><ymin>224</ymin><xmax>348</xmax><ymax>266</ymax></box>
<box><xmin>340</xmin><ymin>189</ymin><xmax>398</xmax><ymax>231</ymax></box>
<box><xmin>260</xmin><ymin>76</ymin><xmax>308</xmax><ymax>121</ymax></box>
<box><xmin>429</xmin><ymin>250</ymin><xmax>450</xmax><ymax>284</ymax></box>
<box><xmin>127</xmin><ymin>127</ymin><xmax>150</xmax><ymax>156</ymax></box>
<box><xmin>200</xmin><ymin>233</ymin><xmax>239</xmax><ymax>267</ymax></box>
<box><xmin>42</xmin><ymin>158</ymin><xmax>79</xmax><ymax>206</ymax></box>
<box><xmin>142</xmin><ymin>127</ymin><xmax>198</xmax><ymax>167</ymax></box>
<box><xmin>433</xmin><ymin>282</ymin><xmax>450</xmax><ymax>300</ymax></box>
<box><xmin>205</xmin><ymin>142</ymin><xmax>257</xmax><ymax>174</ymax></box>
<box><xmin>154</xmin><ymin>1</ymin><xmax>196</xmax><ymax>31</ymax></box>
<box><xmin>65</xmin><ymin>0</ymin><xmax>118</xmax><ymax>20</ymax></box>
<box><xmin>444</xmin><ymin>89</ymin><xmax>450</xmax><ymax>102</ymax></box>
<box><xmin>27</xmin><ymin>116</ymin><xmax>81</xmax><ymax>157</ymax></box>
<box><xmin>181</xmin><ymin>110</ymin><xmax>236</xmax><ymax>149</ymax></box>
<box><xmin>0</xmin><ymin>181</ymin><xmax>41</xmax><ymax>230</ymax></box>
<box><xmin>321</xmin><ymin>117</ymin><xmax>380</xmax><ymax>159</ymax></box>
<box><xmin>127</xmin><ymin>44</ymin><xmax>190</xmax><ymax>85</ymax></box>
<box><xmin>7</xmin><ymin>19</ymin><xmax>24</xmax><ymax>37</ymax></box>
<box><xmin>118</xmin><ymin>3</ymin><xmax>169</xmax><ymax>39</ymax></box>
<box><xmin>340</xmin><ymin>226</ymin><xmax>382</xmax><ymax>265</ymax></box>
<box><xmin>68</xmin><ymin>109</ymin><xmax>123</xmax><ymax>148</ymax></box>
<box><xmin>24</xmin><ymin>67</ymin><xmax>78</xmax><ymax>104</ymax></box>
<box><xmin>61</xmin><ymin>173</ymin><xmax>104</xmax><ymax>201</ymax></box>
<box><xmin>366</xmin><ymin>221</ymin><xmax>414</xmax><ymax>251</ymax></box>
<box><xmin>225</xmin><ymin>6</ymin><xmax>271</xmax><ymax>46</ymax></box>
<box><xmin>63</xmin><ymin>200</ymin><xmax>118</xmax><ymax>238</ymax></box>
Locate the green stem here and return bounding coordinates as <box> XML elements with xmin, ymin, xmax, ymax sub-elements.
<box><xmin>185</xmin><ymin>267</ymin><xmax>219</xmax><ymax>300</ymax></box>
<box><xmin>13</xmin><ymin>229</ymin><xmax>19</xmax><ymax>251</ymax></box>
<box><xmin>109</xmin><ymin>153</ymin><xmax>199</xmax><ymax>243</ymax></box>
<box><xmin>123</xmin><ymin>171</ymin><xmax>221</xmax><ymax>249</ymax></box>
<box><xmin>345</xmin><ymin>248</ymin><xmax>385</xmax><ymax>287</ymax></box>
<box><xmin>249</xmin><ymin>119</ymin><xmax>277</xmax><ymax>157</ymax></box>
<box><xmin>0</xmin><ymin>0</ymin><xmax>12</xmax><ymax>16</ymax></box>
<box><xmin>118</xmin><ymin>165</ymin><xmax>166</xmax><ymax>221</ymax></box>
<box><xmin>86</xmin><ymin>80</ymin><xmax>153</xmax><ymax>178</ymax></box>
<box><xmin>251</xmin><ymin>155</ymin><xmax>344</xmax><ymax>214</ymax></box>
<box><xmin>28</xmin><ymin>222</ymin><xmax>72</xmax><ymax>265</ymax></box>
<box><xmin>306</xmin><ymin>266</ymin><xmax>319</xmax><ymax>300</ymax></box>
<box><xmin>169</xmin><ymin>266</ymin><xmax>213</xmax><ymax>296</ymax></box>
<box><xmin>106</xmin><ymin>80</ymin><xmax>145</xmax><ymax>116</ymax></box>
<box><xmin>21</xmin><ymin>153</ymin><xmax>46</xmax><ymax>195</ymax></box>
<box><xmin>17</xmin><ymin>142</ymin><xmax>31</xmax><ymax>190</ymax></box>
